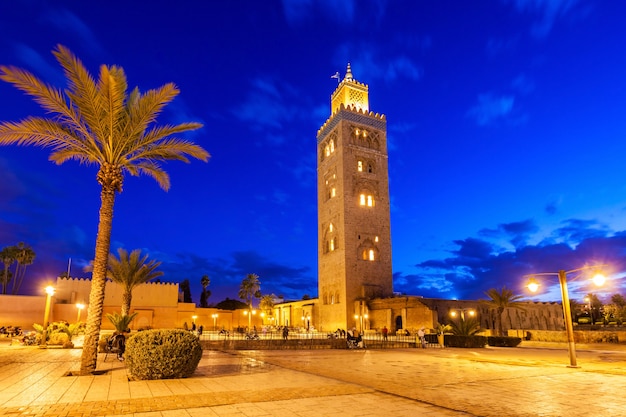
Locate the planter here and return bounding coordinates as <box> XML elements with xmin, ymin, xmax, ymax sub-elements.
<box><xmin>437</xmin><ymin>334</ymin><xmax>445</xmax><ymax>347</ymax></box>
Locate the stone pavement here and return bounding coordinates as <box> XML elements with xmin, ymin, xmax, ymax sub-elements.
<box><xmin>0</xmin><ymin>338</ymin><xmax>625</xmax><ymax>417</ymax></box>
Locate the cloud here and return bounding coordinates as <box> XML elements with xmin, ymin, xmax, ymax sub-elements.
<box><xmin>232</xmin><ymin>77</ymin><xmax>302</xmax><ymax>134</ymax></box>
<box><xmin>467</xmin><ymin>93</ymin><xmax>515</xmax><ymax>126</ymax></box>
<box><xmin>43</xmin><ymin>8</ymin><xmax>105</xmax><ymax>58</ymax></box>
<box><xmin>282</xmin><ymin>0</ymin><xmax>388</xmax><ymax>27</ymax></box>
<box><xmin>508</xmin><ymin>0</ymin><xmax>581</xmax><ymax>38</ymax></box>
<box><xmin>402</xmin><ymin>217</ymin><xmax>626</xmax><ymax>302</ymax></box>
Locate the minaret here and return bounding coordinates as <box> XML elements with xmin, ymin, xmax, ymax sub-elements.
<box><xmin>317</xmin><ymin>63</ymin><xmax>393</xmax><ymax>332</ymax></box>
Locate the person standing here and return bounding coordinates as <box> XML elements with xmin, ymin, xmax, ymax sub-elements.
<box><xmin>282</xmin><ymin>326</ymin><xmax>289</xmax><ymax>340</ymax></box>
<box><xmin>382</xmin><ymin>326</ymin><xmax>388</xmax><ymax>341</ymax></box>
<box><xmin>418</xmin><ymin>327</ymin><xmax>427</xmax><ymax>348</ymax></box>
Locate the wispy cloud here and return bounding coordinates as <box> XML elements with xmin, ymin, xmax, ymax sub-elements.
<box><xmin>43</xmin><ymin>8</ymin><xmax>105</xmax><ymax>58</ymax></box>
<box><xmin>508</xmin><ymin>0</ymin><xmax>582</xmax><ymax>38</ymax></box>
<box><xmin>466</xmin><ymin>93</ymin><xmax>516</xmax><ymax>126</ymax></box>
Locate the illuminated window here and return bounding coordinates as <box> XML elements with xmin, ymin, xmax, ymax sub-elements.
<box><xmin>330</xmin><ymin>294</ymin><xmax>335</xmax><ymax>304</ymax></box>
<box><xmin>331</xmin><ymin>187</ymin><xmax>336</xmax><ymax>197</ymax></box>
<box><xmin>329</xmin><ymin>239</ymin><xmax>335</xmax><ymax>251</ymax></box>
<box><xmin>357</xmin><ymin>160</ymin><xmax>363</xmax><ymax>172</ymax></box>
<box><xmin>369</xmin><ymin>249</ymin><xmax>375</xmax><ymax>261</ymax></box>
<box><xmin>325</xmin><ymin>145</ymin><xmax>330</xmax><ymax>157</ymax></box>
<box><xmin>330</xmin><ymin>139</ymin><xmax>335</xmax><ymax>153</ymax></box>
<box><xmin>329</xmin><ymin>223</ymin><xmax>334</xmax><ymax>232</ymax></box>
<box><xmin>375</xmin><ymin>236</ymin><xmax>379</xmax><ymax>242</ymax></box>
<box><xmin>359</xmin><ymin>194</ymin><xmax>374</xmax><ymax>207</ymax></box>
<box><xmin>362</xmin><ymin>249</ymin><xmax>375</xmax><ymax>261</ymax></box>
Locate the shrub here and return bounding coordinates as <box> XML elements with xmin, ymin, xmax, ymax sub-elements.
<box><xmin>487</xmin><ymin>336</ymin><xmax>522</xmax><ymax>347</ymax></box>
<box><xmin>125</xmin><ymin>329</ymin><xmax>202</xmax><ymax>380</ymax></box>
<box><xmin>445</xmin><ymin>335</ymin><xmax>487</xmax><ymax>348</ymax></box>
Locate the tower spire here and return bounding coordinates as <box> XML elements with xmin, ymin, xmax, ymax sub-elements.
<box><xmin>344</xmin><ymin>62</ymin><xmax>353</xmax><ymax>81</ymax></box>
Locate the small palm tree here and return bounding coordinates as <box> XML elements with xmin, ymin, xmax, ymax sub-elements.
<box><xmin>97</xmin><ymin>248</ymin><xmax>163</xmax><ymax>316</ymax></box>
<box><xmin>238</xmin><ymin>273</ymin><xmax>261</xmax><ymax>308</ymax></box>
<box><xmin>450</xmin><ymin>317</ymin><xmax>481</xmax><ymax>336</ymax></box>
<box><xmin>106</xmin><ymin>312</ymin><xmax>138</xmax><ymax>333</ymax></box>
<box><xmin>0</xmin><ymin>46</ymin><xmax>209</xmax><ymax>374</ymax></box>
<box><xmin>482</xmin><ymin>287</ymin><xmax>526</xmax><ymax>336</ymax></box>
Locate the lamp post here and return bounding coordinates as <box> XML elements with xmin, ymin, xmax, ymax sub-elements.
<box><xmin>75</xmin><ymin>303</ymin><xmax>85</xmax><ymax>323</ymax></box>
<box><xmin>41</xmin><ymin>285</ymin><xmax>55</xmax><ymax>347</ymax></box>
<box><xmin>450</xmin><ymin>308</ymin><xmax>475</xmax><ymax>321</ymax></box>
<box><xmin>354</xmin><ymin>314</ymin><xmax>368</xmax><ymax>333</ymax></box>
<box><xmin>212</xmin><ymin>313</ymin><xmax>218</xmax><ymax>331</ymax></box>
<box><xmin>244</xmin><ymin>308</ymin><xmax>256</xmax><ymax>330</ymax></box>
<box><xmin>526</xmin><ymin>265</ymin><xmax>606</xmax><ymax>368</ymax></box>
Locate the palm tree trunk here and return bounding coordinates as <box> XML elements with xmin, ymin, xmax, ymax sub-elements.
<box><xmin>79</xmin><ymin>185</ymin><xmax>116</xmax><ymax>375</ymax></box>
<box><xmin>121</xmin><ymin>291</ymin><xmax>132</xmax><ymax>317</ymax></box>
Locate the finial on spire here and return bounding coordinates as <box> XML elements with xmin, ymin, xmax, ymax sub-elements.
<box><xmin>345</xmin><ymin>62</ymin><xmax>353</xmax><ymax>80</ymax></box>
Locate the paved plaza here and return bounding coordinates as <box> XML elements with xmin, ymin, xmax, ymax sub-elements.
<box><xmin>0</xmin><ymin>338</ymin><xmax>625</xmax><ymax>417</ymax></box>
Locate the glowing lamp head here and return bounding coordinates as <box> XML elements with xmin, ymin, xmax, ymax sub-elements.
<box><xmin>450</xmin><ymin>311</ymin><xmax>458</xmax><ymax>318</ymax></box>
<box><xmin>527</xmin><ymin>278</ymin><xmax>540</xmax><ymax>293</ymax></box>
<box><xmin>592</xmin><ymin>272</ymin><xmax>606</xmax><ymax>286</ymax></box>
<box><xmin>468</xmin><ymin>310</ymin><xmax>476</xmax><ymax>317</ymax></box>
<box><xmin>45</xmin><ymin>285</ymin><xmax>55</xmax><ymax>296</ymax></box>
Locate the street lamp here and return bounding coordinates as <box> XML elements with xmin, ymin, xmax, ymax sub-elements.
<box><xmin>525</xmin><ymin>265</ymin><xmax>606</xmax><ymax>368</ymax></box>
<box><xmin>354</xmin><ymin>314</ymin><xmax>368</xmax><ymax>333</ymax></box>
<box><xmin>75</xmin><ymin>303</ymin><xmax>85</xmax><ymax>323</ymax></box>
<box><xmin>244</xmin><ymin>308</ymin><xmax>256</xmax><ymax>330</ymax></box>
<box><xmin>450</xmin><ymin>308</ymin><xmax>475</xmax><ymax>321</ymax></box>
<box><xmin>41</xmin><ymin>285</ymin><xmax>55</xmax><ymax>347</ymax></box>
<box><xmin>212</xmin><ymin>313</ymin><xmax>218</xmax><ymax>331</ymax></box>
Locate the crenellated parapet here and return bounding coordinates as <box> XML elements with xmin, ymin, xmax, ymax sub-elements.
<box><xmin>317</xmin><ymin>104</ymin><xmax>386</xmax><ymax>142</ymax></box>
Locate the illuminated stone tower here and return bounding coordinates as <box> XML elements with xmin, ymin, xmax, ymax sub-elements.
<box><xmin>317</xmin><ymin>64</ymin><xmax>393</xmax><ymax>332</ymax></box>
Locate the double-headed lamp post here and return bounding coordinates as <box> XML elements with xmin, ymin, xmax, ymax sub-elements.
<box><xmin>526</xmin><ymin>265</ymin><xmax>606</xmax><ymax>368</ymax></box>
<box><xmin>244</xmin><ymin>308</ymin><xmax>256</xmax><ymax>330</ymax></box>
<box><xmin>450</xmin><ymin>308</ymin><xmax>475</xmax><ymax>321</ymax></box>
<box><xmin>41</xmin><ymin>285</ymin><xmax>55</xmax><ymax>347</ymax></box>
<box><xmin>212</xmin><ymin>313</ymin><xmax>218</xmax><ymax>331</ymax></box>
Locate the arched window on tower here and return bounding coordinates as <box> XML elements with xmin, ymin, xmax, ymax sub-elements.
<box><xmin>359</xmin><ymin>193</ymin><xmax>374</xmax><ymax>207</ymax></box>
<box><xmin>357</xmin><ymin>160</ymin><xmax>363</xmax><ymax>172</ymax></box>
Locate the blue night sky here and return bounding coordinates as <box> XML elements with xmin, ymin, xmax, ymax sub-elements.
<box><xmin>1</xmin><ymin>0</ymin><xmax>626</xmax><ymax>306</ymax></box>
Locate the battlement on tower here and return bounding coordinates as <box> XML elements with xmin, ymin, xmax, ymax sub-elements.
<box><xmin>317</xmin><ymin>104</ymin><xmax>386</xmax><ymax>141</ymax></box>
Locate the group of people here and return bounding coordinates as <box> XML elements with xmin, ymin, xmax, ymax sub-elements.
<box><xmin>0</xmin><ymin>326</ymin><xmax>22</xmax><ymax>337</ymax></box>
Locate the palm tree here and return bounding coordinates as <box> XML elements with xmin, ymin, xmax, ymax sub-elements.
<box><xmin>482</xmin><ymin>287</ymin><xmax>526</xmax><ymax>336</ymax></box>
<box><xmin>450</xmin><ymin>317</ymin><xmax>481</xmax><ymax>336</ymax></box>
<box><xmin>200</xmin><ymin>275</ymin><xmax>211</xmax><ymax>308</ymax></box>
<box><xmin>100</xmin><ymin>248</ymin><xmax>163</xmax><ymax>316</ymax></box>
<box><xmin>0</xmin><ymin>45</ymin><xmax>209</xmax><ymax>374</ymax></box>
<box><xmin>238</xmin><ymin>273</ymin><xmax>261</xmax><ymax>308</ymax></box>
<box><xmin>11</xmin><ymin>242</ymin><xmax>36</xmax><ymax>295</ymax></box>
<box><xmin>0</xmin><ymin>246</ymin><xmax>17</xmax><ymax>294</ymax></box>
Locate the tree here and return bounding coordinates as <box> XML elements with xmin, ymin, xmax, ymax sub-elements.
<box><xmin>0</xmin><ymin>246</ymin><xmax>17</xmax><ymax>294</ymax></box>
<box><xmin>0</xmin><ymin>45</ymin><xmax>209</xmax><ymax>374</ymax></box>
<box><xmin>450</xmin><ymin>317</ymin><xmax>481</xmax><ymax>336</ymax></box>
<box><xmin>11</xmin><ymin>242</ymin><xmax>36</xmax><ymax>294</ymax></box>
<box><xmin>238</xmin><ymin>273</ymin><xmax>261</xmax><ymax>308</ymax></box>
<box><xmin>260</xmin><ymin>294</ymin><xmax>276</xmax><ymax>314</ymax></box>
<box><xmin>200</xmin><ymin>275</ymin><xmax>211</xmax><ymax>308</ymax></box>
<box><xmin>612</xmin><ymin>294</ymin><xmax>626</xmax><ymax>308</ymax></box>
<box><xmin>482</xmin><ymin>287</ymin><xmax>526</xmax><ymax>336</ymax></box>
<box><xmin>87</xmin><ymin>248</ymin><xmax>163</xmax><ymax>316</ymax></box>
<box><xmin>180</xmin><ymin>279</ymin><xmax>193</xmax><ymax>303</ymax></box>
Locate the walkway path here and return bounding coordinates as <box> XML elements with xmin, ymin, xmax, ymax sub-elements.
<box><xmin>0</xmin><ymin>338</ymin><xmax>624</xmax><ymax>416</ymax></box>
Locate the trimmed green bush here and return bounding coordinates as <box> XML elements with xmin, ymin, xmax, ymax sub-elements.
<box><xmin>445</xmin><ymin>335</ymin><xmax>487</xmax><ymax>348</ymax></box>
<box><xmin>126</xmin><ymin>329</ymin><xmax>202</xmax><ymax>380</ymax></box>
<box><xmin>487</xmin><ymin>336</ymin><xmax>522</xmax><ymax>347</ymax></box>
